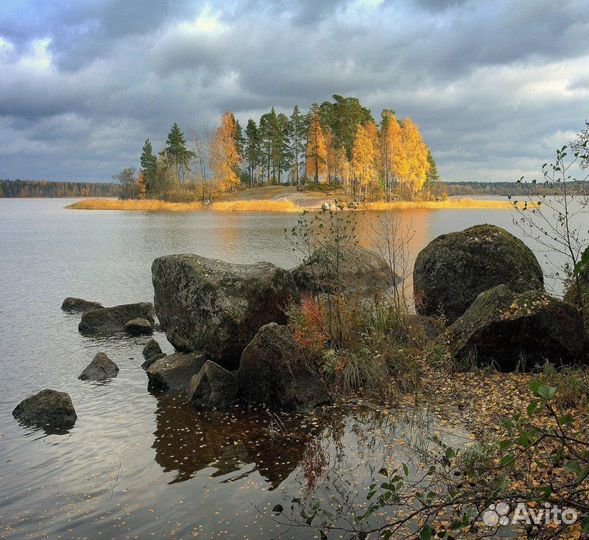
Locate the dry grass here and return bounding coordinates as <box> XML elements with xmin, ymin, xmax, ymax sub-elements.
<box><xmin>67</xmin><ymin>198</ymin><xmax>205</xmax><ymax>212</ymax></box>
<box><xmin>67</xmin><ymin>195</ymin><xmax>515</xmax><ymax>213</ymax></box>
<box><xmin>209</xmin><ymin>199</ymin><xmax>301</xmax><ymax>212</ymax></box>
<box><xmin>68</xmin><ymin>197</ymin><xmax>303</xmax><ymax>213</ymax></box>
<box><xmin>363</xmin><ymin>198</ymin><xmax>514</xmax><ymax>211</ymax></box>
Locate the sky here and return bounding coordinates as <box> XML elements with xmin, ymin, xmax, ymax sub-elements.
<box><xmin>0</xmin><ymin>0</ymin><xmax>587</xmax><ymax>182</ymax></box>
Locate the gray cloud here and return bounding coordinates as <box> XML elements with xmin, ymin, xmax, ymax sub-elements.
<box><xmin>0</xmin><ymin>0</ymin><xmax>587</xmax><ymax>181</ymax></box>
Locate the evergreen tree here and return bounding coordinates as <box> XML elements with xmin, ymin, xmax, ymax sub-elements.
<box><xmin>305</xmin><ymin>109</ymin><xmax>328</xmax><ymax>183</ymax></box>
<box><xmin>164</xmin><ymin>122</ymin><xmax>195</xmax><ymax>184</ymax></box>
<box><xmin>288</xmin><ymin>105</ymin><xmax>307</xmax><ymax>189</ymax></box>
<box><xmin>245</xmin><ymin>119</ymin><xmax>260</xmax><ymax>187</ymax></box>
<box><xmin>426</xmin><ymin>148</ymin><xmax>439</xmax><ymax>183</ymax></box>
<box><xmin>140</xmin><ymin>139</ymin><xmax>157</xmax><ymax>194</ymax></box>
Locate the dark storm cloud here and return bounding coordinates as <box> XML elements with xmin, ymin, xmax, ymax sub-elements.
<box><xmin>0</xmin><ymin>0</ymin><xmax>587</xmax><ymax>181</ymax></box>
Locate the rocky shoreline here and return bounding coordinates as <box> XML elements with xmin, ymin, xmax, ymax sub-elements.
<box><xmin>13</xmin><ymin>223</ymin><xmax>588</xmax><ymax>432</ymax></box>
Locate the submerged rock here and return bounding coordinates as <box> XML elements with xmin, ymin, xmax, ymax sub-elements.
<box><xmin>414</xmin><ymin>225</ymin><xmax>544</xmax><ymax>323</ymax></box>
<box><xmin>291</xmin><ymin>246</ymin><xmax>396</xmax><ymax>295</ymax></box>
<box><xmin>152</xmin><ymin>254</ymin><xmax>296</xmax><ymax>369</ymax></box>
<box><xmin>187</xmin><ymin>361</ymin><xmax>238</xmax><ymax>409</ymax></box>
<box><xmin>147</xmin><ymin>352</ymin><xmax>205</xmax><ymax>392</ymax></box>
<box><xmin>79</xmin><ymin>352</ymin><xmax>119</xmax><ymax>381</ymax></box>
<box><xmin>143</xmin><ymin>339</ymin><xmax>163</xmax><ymax>360</ymax></box>
<box><xmin>237</xmin><ymin>323</ymin><xmax>330</xmax><ymax>410</ymax></box>
<box><xmin>78</xmin><ymin>302</ymin><xmax>155</xmax><ymax>336</ymax></box>
<box><xmin>61</xmin><ymin>297</ymin><xmax>103</xmax><ymax>313</ymax></box>
<box><xmin>445</xmin><ymin>284</ymin><xmax>585</xmax><ymax>371</ymax></box>
<box><xmin>124</xmin><ymin>317</ymin><xmax>153</xmax><ymax>336</ymax></box>
<box><xmin>13</xmin><ymin>389</ymin><xmax>77</xmax><ymax>431</ymax></box>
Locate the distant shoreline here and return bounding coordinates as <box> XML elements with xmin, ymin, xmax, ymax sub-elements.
<box><xmin>66</xmin><ymin>196</ymin><xmax>514</xmax><ymax>213</ymax></box>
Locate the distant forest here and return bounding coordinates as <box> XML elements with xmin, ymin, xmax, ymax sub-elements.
<box><xmin>445</xmin><ymin>181</ymin><xmax>589</xmax><ymax>196</ymax></box>
<box><xmin>0</xmin><ymin>179</ymin><xmax>119</xmax><ymax>198</ymax></box>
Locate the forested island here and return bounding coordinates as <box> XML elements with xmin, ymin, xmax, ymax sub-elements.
<box><xmin>118</xmin><ymin>95</ymin><xmax>443</xmax><ymax>203</ymax></box>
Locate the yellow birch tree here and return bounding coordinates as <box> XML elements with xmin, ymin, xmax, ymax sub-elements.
<box><xmin>351</xmin><ymin>124</ymin><xmax>379</xmax><ymax>201</ymax></box>
<box><xmin>211</xmin><ymin>111</ymin><xmax>243</xmax><ymax>193</ymax></box>
<box><xmin>401</xmin><ymin>117</ymin><xmax>428</xmax><ymax>197</ymax></box>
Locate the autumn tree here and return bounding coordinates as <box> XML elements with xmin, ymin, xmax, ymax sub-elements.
<box><xmin>193</xmin><ymin>129</ymin><xmax>212</xmax><ymax>202</ymax></box>
<box><xmin>380</xmin><ymin>110</ymin><xmax>404</xmax><ymax>201</ymax></box>
<box><xmin>210</xmin><ymin>111</ymin><xmax>243</xmax><ymax>193</ymax></box>
<box><xmin>306</xmin><ymin>110</ymin><xmax>328</xmax><ymax>183</ymax></box>
<box><xmin>351</xmin><ymin>124</ymin><xmax>379</xmax><ymax>201</ymax></box>
<box><xmin>114</xmin><ymin>167</ymin><xmax>137</xmax><ymax>199</ymax></box>
<box><xmin>400</xmin><ymin>117</ymin><xmax>429</xmax><ymax>197</ymax></box>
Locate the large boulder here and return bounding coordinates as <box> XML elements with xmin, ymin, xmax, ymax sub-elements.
<box><xmin>78</xmin><ymin>302</ymin><xmax>155</xmax><ymax>336</ymax></box>
<box><xmin>414</xmin><ymin>225</ymin><xmax>543</xmax><ymax>323</ymax></box>
<box><xmin>237</xmin><ymin>323</ymin><xmax>330</xmax><ymax>410</ymax></box>
<box><xmin>79</xmin><ymin>352</ymin><xmax>119</xmax><ymax>381</ymax></box>
<box><xmin>291</xmin><ymin>246</ymin><xmax>396</xmax><ymax>295</ymax></box>
<box><xmin>124</xmin><ymin>318</ymin><xmax>153</xmax><ymax>336</ymax></box>
<box><xmin>152</xmin><ymin>254</ymin><xmax>296</xmax><ymax>369</ymax></box>
<box><xmin>187</xmin><ymin>361</ymin><xmax>238</xmax><ymax>409</ymax></box>
<box><xmin>13</xmin><ymin>389</ymin><xmax>77</xmax><ymax>431</ymax></box>
<box><xmin>445</xmin><ymin>285</ymin><xmax>585</xmax><ymax>371</ymax></box>
<box><xmin>147</xmin><ymin>352</ymin><xmax>205</xmax><ymax>392</ymax></box>
<box><xmin>61</xmin><ymin>297</ymin><xmax>103</xmax><ymax>312</ymax></box>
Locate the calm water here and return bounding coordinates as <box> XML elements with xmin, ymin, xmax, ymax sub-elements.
<box><xmin>0</xmin><ymin>198</ymin><xmax>570</xmax><ymax>539</ymax></box>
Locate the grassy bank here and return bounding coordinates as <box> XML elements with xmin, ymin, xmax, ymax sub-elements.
<box><xmin>67</xmin><ymin>194</ymin><xmax>514</xmax><ymax>213</ymax></box>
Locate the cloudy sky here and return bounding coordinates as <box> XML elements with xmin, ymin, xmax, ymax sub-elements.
<box><xmin>0</xmin><ymin>0</ymin><xmax>587</xmax><ymax>182</ymax></box>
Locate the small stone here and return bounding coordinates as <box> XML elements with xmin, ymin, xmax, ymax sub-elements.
<box><xmin>125</xmin><ymin>318</ymin><xmax>153</xmax><ymax>336</ymax></box>
<box><xmin>79</xmin><ymin>352</ymin><xmax>119</xmax><ymax>381</ymax></box>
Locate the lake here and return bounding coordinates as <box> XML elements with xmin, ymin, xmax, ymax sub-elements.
<box><xmin>0</xmin><ymin>198</ymin><xmax>570</xmax><ymax>539</ymax></box>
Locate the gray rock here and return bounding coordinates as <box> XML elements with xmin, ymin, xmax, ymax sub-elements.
<box><xmin>445</xmin><ymin>285</ymin><xmax>585</xmax><ymax>371</ymax></box>
<box><xmin>142</xmin><ymin>352</ymin><xmax>166</xmax><ymax>371</ymax></box>
<box><xmin>79</xmin><ymin>352</ymin><xmax>119</xmax><ymax>381</ymax></box>
<box><xmin>291</xmin><ymin>246</ymin><xmax>396</xmax><ymax>295</ymax></box>
<box><xmin>78</xmin><ymin>302</ymin><xmax>155</xmax><ymax>336</ymax></box>
<box><xmin>13</xmin><ymin>389</ymin><xmax>77</xmax><ymax>431</ymax></box>
<box><xmin>124</xmin><ymin>317</ymin><xmax>153</xmax><ymax>336</ymax></box>
<box><xmin>61</xmin><ymin>297</ymin><xmax>103</xmax><ymax>312</ymax></box>
<box><xmin>414</xmin><ymin>225</ymin><xmax>543</xmax><ymax>323</ymax></box>
<box><xmin>142</xmin><ymin>339</ymin><xmax>163</xmax><ymax>360</ymax></box>
<box><xmin>187</xmin><ymin>361</ymin><xmax>238</xmax><ymax>408</ymax></box>
<box><xmin>147</xmin><ymin>352</ymin><xmax>205</xmax><ymax>392</ymax></box>
<box><xmin>237</xmin><ymin>323</ymin><xmax>330</xmax><ymax>411</ymax></box>
<box><xmin>152</xmin><ymin>254</ymin><xmax>296</xmax><ymax>369</ymax></box>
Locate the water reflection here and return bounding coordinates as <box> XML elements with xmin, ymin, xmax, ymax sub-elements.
<box><xmin>152</xmin><ymin>394</ymin><xmax>324</xmax><ymax>487</ymax></box>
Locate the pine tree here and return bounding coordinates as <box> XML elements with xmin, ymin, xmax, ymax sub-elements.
<box><xmin>164</xmin><ymin>123</ymin><xmax>195</xmax><ymax>184</ymax></box>
<box><xmin>426</xmin><ymin>148</ymin><xmax>439</xmax><ymax>183</ymax></box>
<box><xmin>245</xmin><ymin>119</ymin><xmax>260</xmax><ymax>187</ymax></box>
<box><xmin>140</xmin><ymin>139</ymin><xmax>157</xmax><ymax>194</ymax></box>
<box><xmin>305</xmin><ymin>110</ymin><xmax>327</xmax><ymax>183</ymax></box>
<box><xmin>288</xmin><ymin>105</ymin><xmax>307</xmax><ymax>189</ymax></box>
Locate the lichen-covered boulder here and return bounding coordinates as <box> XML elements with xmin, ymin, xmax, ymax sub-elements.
<box><xmin>13</xmin><ymin>389</ymin><xmax>77</xmax><ymax>431</ymax></box>
<box><xmin>445</xmin><ymin>285</ymin><xmax>585</xmax><ymax>371</ymax></box>
<box><xmin>187</xmin><ymin>361</ymin><xmax>238</xmax><ymax>409</ymax></box>
<box><xmin>79</xmin><ymin>352</ymin><xmax>119</xmax><ymax>381</ymax></box>
<box><xmin>61</xmin><ymin>297</ymin><xmax>103</xmax><ymax>312</ymax></box>
<box><xmin>152</xmin><ymin>254</ymin><xmax>296</xmax><ymax>369</ymax></box>
<box><xmin>291</xmin><ymin>246</ymin><xmax>396</xmax><ymax>295</ymax></box>
<box><xmin>237</xmin><ymin>323</ymin><xmax>330</xmax><ymax>410</ymax></box>
<box><xmin>78</xmin><ymin>302</ymin><xmax>155</xmax><ymax>336</ymax></box>
<box><xmin>414</xmin><ymin>225</ymin><xmax>543</xmax><ymax>323</ymax></box>
<box><xmin>147</xmin><ymin>352</ymin><xmax>205</xmax><ymax>392</ymax></box>
<box><xmin>124</xmin><ymin>318</ymin><xmax>153</xmax><ymax>336</ymax></box>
